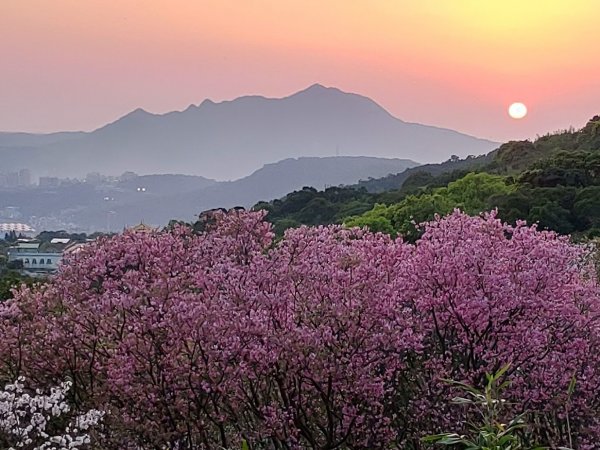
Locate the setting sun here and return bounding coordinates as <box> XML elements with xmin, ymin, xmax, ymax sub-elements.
<box><xmin>508</xmin><ymin>102</ymin><xmax>528</xmax><ymax>119</ymax></box>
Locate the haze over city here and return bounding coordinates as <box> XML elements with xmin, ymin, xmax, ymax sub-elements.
<box><xmin>2</xmin><ymin>0</ymin><xmax>599</xmax><ymax>141</ymax></box>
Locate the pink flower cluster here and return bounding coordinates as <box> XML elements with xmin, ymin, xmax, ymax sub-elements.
<box><xmin>0</xmin><ymin>210</ymin><xmax>598</xmax><ymax>449</ymax></box>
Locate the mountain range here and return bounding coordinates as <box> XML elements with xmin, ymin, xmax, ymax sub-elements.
<box><xmin>0</xmin><ymin>84</ymin><xmax>498</xmax><ymax>180</ymax></box>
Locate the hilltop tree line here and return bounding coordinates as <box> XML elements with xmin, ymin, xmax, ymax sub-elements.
<box><xmin>255</xmin><ymin>116</ymin><xmax>600</xmax><ymax>240</ymax></box>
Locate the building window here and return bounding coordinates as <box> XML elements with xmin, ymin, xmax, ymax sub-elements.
<box><xmin>32</xmin><ymin>259</ymin><xmax>37</xmax><ymax>264</ymax></box>
<box><xmin>39</xmin><ymin>259</ymin><xmax>44</xmax><ymax>265</ymax></box>
<box><xmin>24</xmin><ymin>258</ymin><xmax>30</xmax><ymax>264</ymax></box>
<box><xmin>47</xmin><ymin>259</ymin><xmax>52</xmax><ymax>265</ymax></box>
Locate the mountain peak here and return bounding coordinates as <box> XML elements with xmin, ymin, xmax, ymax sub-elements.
<box><xmin>120</xmin><ymin>107</ymin><xmax>153</xmax><ymax>121</ymax></box>
<box><xmin>306</xmin><ymin>83</ymin><xmax>329</xmax><ymax>91</ymax></box>
<box><xmin>199</xmin><ymin>98</ymin><xmax>215</xmax><ymax>107</ymax></box>
<box><xmin>293</xmin><ymin>83</ymin><xmax>342</xmax><ymax>97</ymax></box>
<box><xmin>182</xmin><ymin>103</ymin><xmax>198</xmax><ymax>113</ymax></box>
<box><xmin>130</xmin><ymin>107</ymin><xmax>150</xmax><ymax>116</ymax></box>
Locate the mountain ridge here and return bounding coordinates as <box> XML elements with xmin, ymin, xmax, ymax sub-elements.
<box><xmin>0</xmin><ymin>84</ymin><xmax>498</xmax><ymax>180</ymax></box>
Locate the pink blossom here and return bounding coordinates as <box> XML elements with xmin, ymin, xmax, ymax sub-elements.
<box><xmin>0</xmin><ymin>210</ymin><xmax>598</xmax><ymax>448</ymax></box>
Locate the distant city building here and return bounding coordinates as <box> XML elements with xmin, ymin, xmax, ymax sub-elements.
<box><xmin>6</xmin><ymin>172</ymin><xmax>19</xmax><ymax>188</ymax></box>
<box><xmin>18</xmin><ymin>169</ymin><xmax>31</xmax><ymax>186</ymax></box>
<box><xmin>0</xmin><ymin>170</ymin><xmax>32</xmax><ymax>188</ymax></box>
<box><xmin>38</xmin><ymin>177</ymin><xmax>60</xmax><ymax>188</ymax></box>
<box><xmin>85</xmin><ymin>172</ymin><xmax>104</xmax><ymax>184</ymax></box>
<box><xmin>119</xmin><ymin>171</ymin><xmax>138</xmax><ymax>182</ymax></box>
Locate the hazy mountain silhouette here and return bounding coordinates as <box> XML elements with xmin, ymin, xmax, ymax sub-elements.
<box><xmin>0</xmin><ymin>156</ymin><xmax>417</xmax><ymax>231</ymax></box>
<box><xmin>161</xmin><ymin>156</ymin><xmax>419</xmax><ymax>216</ymax></box>
<box><xmin>82</xmin><ymin>156</ymin><xmax>418</xmax><ymax>229</ymax></box>
<box><xmin>0</xmin><ymin>131</ymin><xmax>84</xmax><ymax>147</ymax></box>
<box><xmin>0</xmin><ymin>84</ymin><xmax>497</xmax><ymax>180</ymax></box>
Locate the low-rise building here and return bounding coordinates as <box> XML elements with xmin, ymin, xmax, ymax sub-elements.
<box><xmin>6</xmin><ymin>239</ymin><xmax>89</xmax><ymax>274</ymax></box>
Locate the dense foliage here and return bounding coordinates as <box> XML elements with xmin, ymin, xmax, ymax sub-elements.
<box><xmin>349</xmin><ymin>149</ymin><xmax>600</xmax><ymax>240</ymax></box>
<box><xmin>0</xmin><ymin>210</ymin><xmax>598</xmax><ymax>449</ymax></box>
<box><xmin>258</xmin><ymin>116</ymin><xmax>600</xmax><ymax>240</ymax></box>
<box><xmin>0</xmin><ymin>242</ymin><xmax>34</xmax><ymax>301</ymax></box>
<box><xmin>344</xmin><ymin>173</ymin><xmax>513</xmax><ymax>239</ymax></box>
<box><xmin>354</xmin><ymin>153</ymin><xmax>491</xmax><ymax>193</ymax></box>
<box><xmin>0</xmin><ymin>271</ymin><xmax>35</xmax><ymax>301</ymax></box>
<box><xmin>254</xmin><ymin>186</ymin><xmax>379</xmax><ymax>235</ymax></box>
<box><xmin>252</xmin><ymin>171</ymin><xmax>476</xmax><ymax>237</ymax></box>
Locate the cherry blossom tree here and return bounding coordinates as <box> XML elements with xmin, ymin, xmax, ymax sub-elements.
<box><xmin>400</xmin><ymin>212</ymin><xmax>600</xmax><ymax>449</ymax></box>
<box><xmin>0</xmin><ymin>210</ymin><xmax>598</xmax><ymax>449</ymax></box>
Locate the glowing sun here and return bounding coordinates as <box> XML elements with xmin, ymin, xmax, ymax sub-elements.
<box><xmin>508</xmin><ymin>102</ymin><xmax>528</xmax><ymax>119</ymax></box>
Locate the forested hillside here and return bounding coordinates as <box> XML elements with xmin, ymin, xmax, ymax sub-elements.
<box><xmin>255</xmin><ymin>116</ymin><xmax>600</xmax><ymax>239</ymax></box>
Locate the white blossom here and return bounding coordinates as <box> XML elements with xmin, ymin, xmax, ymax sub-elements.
<box><xmin>0</xmin><ymin>377</ymin><xmax>103</xmax><ymax>450</ymax></box>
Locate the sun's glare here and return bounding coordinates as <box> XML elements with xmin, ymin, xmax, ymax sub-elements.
<box><xmin>508</xmin><ymin>102</ymin><xmax>528</xmax><ymax>119</ymax></box>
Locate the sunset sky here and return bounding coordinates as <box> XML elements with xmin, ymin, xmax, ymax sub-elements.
<box><xmin>1</xmin><ymin>0</ymin><xmax>599</xmax><ymax>141</ymax></box>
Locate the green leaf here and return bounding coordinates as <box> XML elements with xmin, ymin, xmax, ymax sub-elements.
<box><xmin>495</xmin><ymin>363</ymin><xmax>511</xmax><ymax>380</ymax></box>
<box><xmin>422</xmin><ymin>433</ymin><xmax>466</xmax><ymax>444</ymax></box>
<box><xmin>443</xmin><ymin>378</ymin><xmax>482</xmax><ymax>395</ymax></box>
<box><xmin>568</xmin><ymin>375</ymin><xmax>577</xmax><ymax>396</ymax></box>
<box><xmin>451</xmin><ymin>396</ymin><xmax>476</xmax><ymax>405</ymax></box>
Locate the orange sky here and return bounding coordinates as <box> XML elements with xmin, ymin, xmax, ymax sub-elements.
<box><xmin>1</xmin><ymin>0</ymin><xmax>599</xmax><ymax>141</ymax></box>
